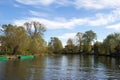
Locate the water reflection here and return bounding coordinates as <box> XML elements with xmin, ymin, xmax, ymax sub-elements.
<box><xmin>0</xmin><ymin>55</ymin><xmax>120</xmax><ymax>80</ymax></box>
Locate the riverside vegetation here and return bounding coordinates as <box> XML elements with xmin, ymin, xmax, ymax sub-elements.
<box><xmin>0</xmin><ymin>21</ymin><xmax>120</xmax><ymax>58</ymax></box>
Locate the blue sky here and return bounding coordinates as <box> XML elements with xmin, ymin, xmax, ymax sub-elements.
<box><xmin>0</xmin><ymin>0</ymin><xmax>120</xmax><ymax>46</ymax></box>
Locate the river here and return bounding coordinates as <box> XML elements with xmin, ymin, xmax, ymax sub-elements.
<box><xmin>0</xmin><ymin>55</ymin><xmax>120</xmax><ymax>80</ymax></box>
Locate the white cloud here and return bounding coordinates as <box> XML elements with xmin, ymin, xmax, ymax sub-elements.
<box><xmin>13</xmin><ymin>4</ymin><xmax>21</xmax><ymax>7</ymax></box>
<box><xmin>16</xmin><ymin>0</ymin><xmax>55</xmax><ymax>6</ymax></box>
<box><xmin>58</xmin><ymin>33</ymin><xmax>77</xmax><ymax>46</ymax></box>
<box><xmin>58</xmin><ymin>33</ymin><xmax>76</xmax><ymax>40</ymax></box>
<box><xmin>55</xmin><ymin>0</ymin><xmax>73</xmax><ymax>6</ymax></box>
<box><xmin>87</xmin><ymin>8</ymin><xmax>120</xmax><ymax>26</ymax></box>
<box><xmin>97</xmin><ymin>39</ymin><xmax>103</xmax><ymax>42</ymax></box>
<box><xmin>15</xmin><ymin>0</ymin><xmax>120</xmax><ymax>10</ymax></box>
<box><xmin>15</xmin><ymin>0</ymin><xmax>71</xmax><ymax>6</ymax></box>
<box><xmin>74</xmin><ymin>0</ymin><xmax>120</xmax><ymax>10</ymax></box>
<box><xmin>106</xmin><ymin>23</ymin><xmax>120</xmax><ymax>30</ymax></box>
<box><xmin>13</xmin><ymin>8</ymin><xmax>120</xmax><ymax>30</ymax></box>
<box><xmin>75</xmin><ymin>0</ymin><xmax>103</xmax><ymax>9</ymax></box>
<box><xmin>13</xmin><ymin>17</ymin><xmax>88</xmax><ymax>29</ymax></box>
<box><xmin>29</xmin><ymin>10</ymin><xmax>49</xmax><ymax>17</ymax></box>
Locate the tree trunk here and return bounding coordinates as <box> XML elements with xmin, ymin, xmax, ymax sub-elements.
<box><xmin>12</xmin><ymin>45</ymin><xmax>19</xmax><ymax>55</ymax></box>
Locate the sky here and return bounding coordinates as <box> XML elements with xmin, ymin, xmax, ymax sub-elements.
<box><xmin>0</xmin><ymin>0</ymin><xmax>120</xmax><ymax>46</ymax></box>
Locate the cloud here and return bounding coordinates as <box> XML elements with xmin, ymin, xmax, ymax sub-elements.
<box><xmin>16</xmin><ymin>0</ymin><xmax>55</xmax><ymax>6</ymax></box>
<box><xmin>58</xmin><ymin>33</ymin><xmax>76</xmax><ymax>40</ymax></box>
<box><xmin>55</xmin><ymin>0</ymin><xmax>73</xmax><ymax>6</ymax></box>
<box><xmin>15</xmin><ymin>0</ymin><xmax>71</xmax><ymax>6</ymax></box>
<box><xmin>15</xmin><ymin>0</ymin><xmax>120</xmax><ymax>10</ymax></box>
<box><xmin>74</xmin><ymin>0</ymin><xmax>120</xmax><ymax>10</ymax></box>
<box><xmin>29</xmin><ymin>10</ymin><xmax>49</xmax><ymax>17</ymax></box>
<box><xmin>13</xmin><ymin>17</ymin><xmax>88</xmax><ymax>29</ymax></box>
<box><xmin>13</xmin><ymin>4</ymin><xmax>21</xmax><ymax>7</ymax></box>
<box><xmin>58</xmin><ymin>33</ymin><xmax>77</xmax><ymax>46</ymax></box>
<box><xmin>106</xmin><ymin>23</ymin><xmax>120</xmax><ymax>30</ymax></box>
<box><xmin>13</xmin><ymin>8</ymin><xmax>120</xmax><ymax>30</ymax></box>
<box><xmin>87</xmin><ymin>8</ymin><xmax>120</xmax><ymax>26</ymax></box>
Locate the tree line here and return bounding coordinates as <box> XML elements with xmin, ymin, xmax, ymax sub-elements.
<box><xmin>48</xmin><ymin>29</ymin><xmax>120</xmax><ymax>57</ymax></box>
<box><xmin>0</xmin><ymin>21</ymin><xmax>120</xmax><ymax>57</ymax></box>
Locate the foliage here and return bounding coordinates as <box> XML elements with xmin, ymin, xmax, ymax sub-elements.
<box><xmin>76</xmin><ymin>32</ymin><xmax>84</xmax><ymax>52</ymax></box>
<box><xmin>0</xmin><ymin>22</ymin><xmax>120</xmax><ymax>58</ymax></box>
<box><xmin>24</xmin><ymin>21</ymin><xmax>47</xmax><ymax>55</ymax></box>
<box><xmin>83</xmin><ymin>30</ymin><xmax>97</xmax><ymax>45</ymax></box>
<box><xmin>0</xmin><ymin>24</ymin><xmax>30</xmax><ymax>55</ymax></box>
<box><xmin>48</xmin><ymin>37</ymin><xmax>63</xmax><ymax>54</ymax></box>
<box><xmin>102</xmin><ymin>33</ymin><xmax>120</xmax><ymax>55</ymax></box>
<box><xmin>63</xmin><ymin>30</ymin><xmax>97</xmax><ymax>54</ymax></box>
<box><xmin>0</xmin><ymin>22</ymin><xmax>47</xmax><ymax>55</ymax></box>
<box><xmin>64</xmin><ymin>38</ymin><xmax>76</xmax><ymax>54</ymax></box>
<box><xmin>93</xmin><ymin>41</ymin><xmax>102</xmax><ymax>55</ymax></box>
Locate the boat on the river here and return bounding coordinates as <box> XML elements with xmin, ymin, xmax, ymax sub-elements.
<box><xmin>18</xmin><ymin>55</ymin><xmax>34</xmax><ymax>60</ymax></box>
<box><xmin>0</xmin><ymin>56</ymin><xmax>7</xmax><ymax>61</ymax></box>
<box><xmin>0</xmin><ymin>55</ymin><xmax>34</xmax><ymax>61</ymax></box>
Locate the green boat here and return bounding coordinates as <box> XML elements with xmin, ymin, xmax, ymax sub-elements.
<box><xmin>0</xmin><ymin>56</ymin><xmax>7</xmax><ymax>61</ymax></box>
<box><xmin>18</xmin><ymin>55</ymin><xmax>34</xmax><ymax>60</ymax></box>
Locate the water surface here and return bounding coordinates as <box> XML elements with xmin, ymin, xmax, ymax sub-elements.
<box><xmin>0</xmin><ymin>55</ymin><xmax>120</xmax><ymax>80</ymax></box>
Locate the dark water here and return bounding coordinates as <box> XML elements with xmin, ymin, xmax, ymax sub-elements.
<box><xmin>0</xmin><ymin>55</ymin><xmax>120</xmax><ymax>80</ymax></box>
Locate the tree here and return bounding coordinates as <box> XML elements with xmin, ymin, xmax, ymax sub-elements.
<box><xmin>48</xmin><ymin>42</ymin><xmax>54</xmax><ymax>54</ymax></box>
<box><xmin>24</xmin><ymin>22</ymin><xmax>32</xmax><ymax>36</ymax></box>
<box><xmin>93</xmin><ymin>41</ymin><xmax>102</xmax><ymax>55</ymax></box>
<box><xmin>67</xmin><ymin>38</ymin><xmax>74</xmax><ymax>46</ymax></box>
<box><xmin>29</xmin><ymin>34</ymin><xmax>47</xmax><ymax>55</ymax></box>
<box><xmin>114</xmin><ymin>45</ymin><xmax>120</xmax><ymax>56</ymax></box>
<box><xmin>103</xmin><ymin>33</ymin><xmax>120</xmax><ymax>55</ymax></box>
<box><xmin>0</xmin><ymin>24</ymin><xmax>30</xmax><ymax>55</ymax></box>
<box><xmin>24</xmin><ymin>21</ymin><xmax>46</xmax><ymax>36</ymax></box>
<box><xmin>76</xmin><ymin>32</ymin><xmax>84</xmax><ymax>52</ymax></box>
<box><xmin>0</xmin><ymin>21</ymin><xmax>47</xmax><ymax>55</ymax></box>
<box><xmin>64</xmin><ymin>38</ymin><xmax>76</xmax><ymax>54</ymax></box>
<box><xmin>82</xmin><ymin>30</ymin><xmax>97</xmax><ymax>53</ymax></box>
<box><xmin>24</xmin><ymin>21</ymin><xmax>47</xmax><ymax>55</ymax></box>
<box><xmin>83</xmin><ymin>30</ymin><xmax>97</xmax><ymax>45</ymax></box>
<box><xmin>48</xmin><ymin>37</ymin><xmax>63</xmax><ymax>54</ymax></box>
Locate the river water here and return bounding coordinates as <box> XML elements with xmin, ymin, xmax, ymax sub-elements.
<box><xmin>0</xmin><ymin>55</ymin><xmax>120</xmax><ymax>80</ymax></box>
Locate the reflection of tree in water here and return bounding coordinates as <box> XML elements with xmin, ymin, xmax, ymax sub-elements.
<box><xmin>3</xmin><ymin>60</ymin><xmax>26</xmax><ymax>80</ymax></box>
<box><xmin>115</xmin><ymin>58</ymin><xmax>120</xmax><ymax>68</ymax></box>
<box><xmin>0</xmin><ymin>55</ymin><xmax>120</xmax><ymax>80</ymax></box>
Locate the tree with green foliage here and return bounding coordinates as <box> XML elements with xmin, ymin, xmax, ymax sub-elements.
<box><xmin>82</xmin><ymin>30</ymin><xmax>97</xmax><ymax>53</ymax></box>
<box><xmin>0</xmin><ymin>21</ymin><xmax>47</xmax><ymax>55</ymax></box>
<box><xmin>103</xmin><ymin>33</ymin><xmax>120</xmax><ymax>55</ymax></box>
<box><xmin>64</xmin><ymin>38</ymin><xmax>77</xmax><ymax>54</ymax></box>
<box><xmin>48</xmin><ymin>42</ymin><xmax>54</xmax><ymax>54</ymax></box>
<box><xmin>93</xmin><ymin>41</ymin><xmax>102</xmax><ymax>55</ymax></box>
<box><xmin>76</xmin><ymin>32</ymin><xmax>84</xmax><ymax>52</ymax></box>
<box><xmin>24</xmin><ymin>21</ymin><xmax>47</xmax><ymax>55</ymax></box>
<box><xmin>0</xmin><ymin>24</ymin><xmax>30</xmax><ymax>55</ymax></box>
<box><xmin>83</xmin><ymin>30</ymin><xmax>97</xmax><ymax>45</ymax></box>
<box><xmin>48</xmin><ymin>37</ymin><xmax>63</xmax><ymax>54</ymax></box>
<box><xmin>114</xmin><ymin>45</ymin><xmax>120</xmax><ymax>57</ymax></box>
